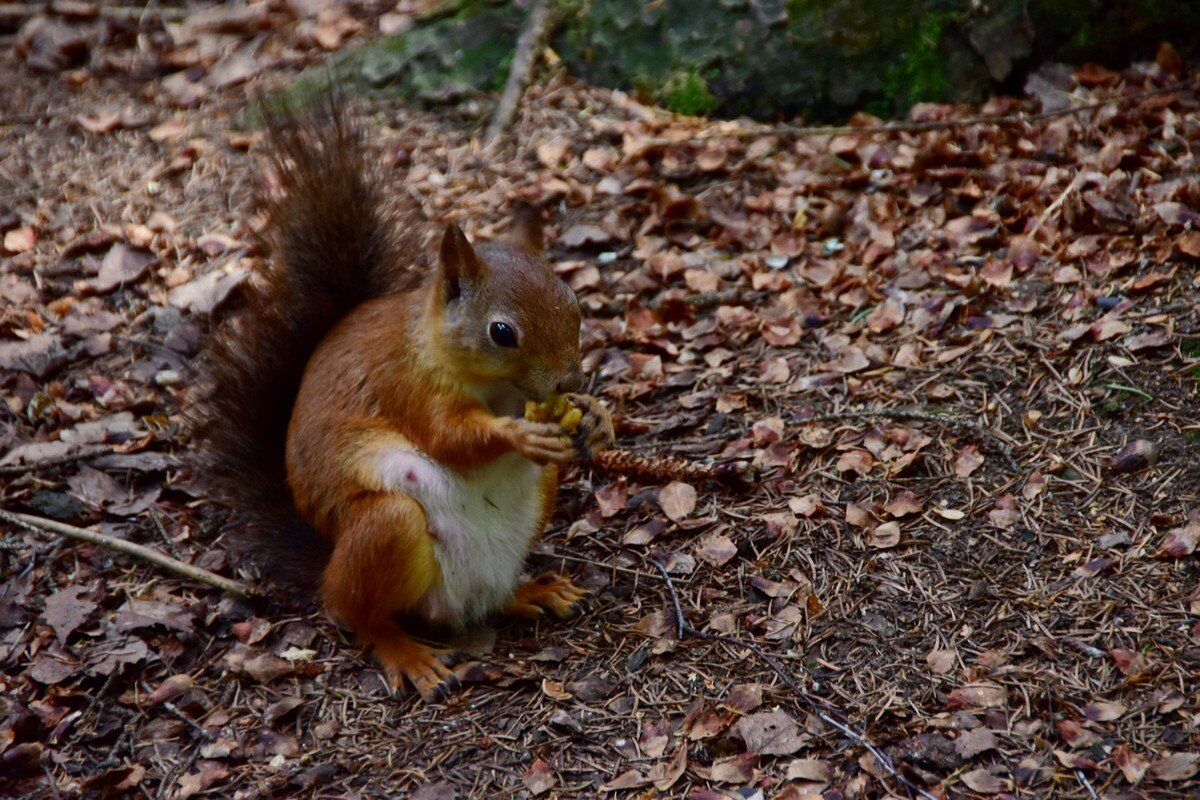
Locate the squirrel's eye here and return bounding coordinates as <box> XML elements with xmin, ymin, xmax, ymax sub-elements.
<box><xmin>488</xmin><ymin>321</ymin><xmax>518</xmax><ymax>348</ymax></box>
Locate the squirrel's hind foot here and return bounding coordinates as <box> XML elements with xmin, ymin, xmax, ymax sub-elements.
<box><xmin>504</xmin><ymin>572</ymin><xmax>589</xmax><ymax>619</ymax></box>
<box><xmin>368</xmin><ymin>626</ymin><xmax>460</xmax><ymax>702</ymax></box>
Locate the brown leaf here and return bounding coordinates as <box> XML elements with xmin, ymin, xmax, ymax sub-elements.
<box><xmin>955</xmin><ymin>727</ymin><xmax>998</xmax><ymax>758</ymax></box>
<box><xmin>565</xmin><ymin>676</ymin><xmax>618</xmax><ymax>703</ymax></box>
<box><xmin>831</xmin><ymin>345</ymin><xmax>869</xmax><ymax>373</ymax></box>
<box><xmin>1154</xmin><ymin>524</ymin><xmax>1199</xmax><ymax>558</ymax></box>
<box><xmin>241</xmin><ymin>652</ymin><xmax>293</xmax><ymax>684</ymax></box>
<box><xmin>595</xmin><ymin>481</ymin><xmax>628</xmax><ymax>517</ymax></box>
<box><xmin>177</xmin><ymin>761</ymin><xmax>228</xmax><ymax>799</ymax></box>
<box><xmin>954</xmin><ymin>445</ymin><xmax>984</xmax><ymax>477</ymax></box>
<box><xmin>167</xmin><ymin>268</ymin><xmax>247</xmax><ymax>314</ymax></box>
<box><xmin>522</xmin><ymin>759</ymin><xmax>556</xmax><ymax>796</ymax></box>
<box><xmin>1148</xmin><ymin>753</ymin><xmax>1200</xmax><ymax>782</ymax></box>
<box><xmin>883</xmin><ymin>491</ymin><xmax>923</xmax><ymax>517</ymax></box>
<box><xmin>1109</xmin><ymin>440</ymin><xmax>1158</xmax><ymax>474</ymax></box>
<box><xmin>559</xmin><ymin>224</ymin><xmax>616</xmax><ymax>249</ymax></box>
<box><xmin>89</xmin><ymin>244</ymin><xmax>156</xmax><ymax>293</ymax></box>
<box><xmin>960</xmin><ymin>768</ymin><xmax>1008</xmax><ymax>794</ymax></box>
<box><xmin>789</xmin><ymin>493</ymin><xmax>825</xmax><ymax>517</ymax></box>
<box><xmin>0</xmin><ymin>334</ymin><xmax>69</xmax><ymax>379</ymax></box>
<box><xmin>734</xmin><ymin>709</ymin><xmax>805</xmax><ymax>756</ymax></box>
<box><xmin>836</xmin><ymin>449</ymin><xmax>875</xmax><ymax>476</ymax></box>
<box><xmin>926</xmin><ymin>648</ymin><xmax>957</xmax><ymax>675</ymax></box>
<box><xmin>988</xmin><ymin>495</ymin><xmax>1020</xmax><ymax>529</ymax></box>
<box><xmin>1112</xmin><ymin>744</ymin><xmax>1149</xmax><ymax>785</ymax></box>
<box><xmin>42</xmin><ymin>584</ymin><xmax>98</xmax><ymax>644</ymax></box>
<box><xmin>599</xmin><ymin>769</ymin><xmax>650</xmax><ymax>792</ymax></box>
<box><xmin>785</xmin><ymin>758</ymin><xmax>830</xmax><ymax>783</ymax></box>
<box><xmin>3</xmin><ymin>226</ymin><xmax>35</xmax><ymax>253</ymax></box>
<box><xmin>696</xmin><ymin>533</ymin><xmax>737</xmax><ymax>566</ymax></box>
<box><xmin>658</xmin><ymin>481</ymin><xmax>697</xmax><ymax>521</ymax></box>
<box><xmin>723</xmin><ymin>683</ymin><xmax>763</xmax><ymax>713</ymax></box>
<box><xmin>1178</xmin><ymin>231</ymin><xmax>1200</xmax><ymax>259</ymax></box>
<box><xmin>1110</xmin><ymin>648</ymin><xmax>1154</xmax><ymax>679</ymax></box>
<box><xmin>87</xmin><ymin>637</ymin><xmax>149</xmax><ymax>676</ymax></box>
<box><xmin>868</xmin><ymin>521</ymin><xmax>901</xmax><ymax>549</ymax></box>
<box><xmin>1124</xmin><ymin>330</ymin><xmax>1172</xmax><ymax>352</ymax></box>
<box><xmin>146</xmin><ymin>674</ymin><xmax>195</xmax><ymax>705</ymax></box>
<box><xmin>706</xmin><ymin>753</ymin><xmax>757</xmax><ymax>784</ymax></box>
<box><xmin>948</xmin><ymin>683</ymin><xmax>1008</xmax><ymax>709</ymax></box>
<box><xmin>1081</xmin><ymin>700</ymin><xmax>1126</xmax><ymax>722</ymax></box>
<box><xmin>648</xmin><ymin>745</ymin><xmax>686</xmax><ymax>791</ymax></box>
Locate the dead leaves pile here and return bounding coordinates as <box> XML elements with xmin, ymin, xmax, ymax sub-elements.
<box><xmin>2</xmin><ymin>5</ymin><xmax>1200</xmax><ymax>799</ymax></box>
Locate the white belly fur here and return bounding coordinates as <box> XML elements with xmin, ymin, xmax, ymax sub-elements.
<box><xmin>376</xmin><ymin>447</ymin><xmax>544</xmax><ymax>625</ymax></box>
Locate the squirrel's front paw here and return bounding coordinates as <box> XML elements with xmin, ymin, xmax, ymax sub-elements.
<box><xmin>566</xmin><ymin>393</ymin><xmax>615</xmax><ymax>459</ymax></box>
<box><xmin>502</xmin><ymin>418</ymin><xmax>574</xmax><ymax>465</ymax></box>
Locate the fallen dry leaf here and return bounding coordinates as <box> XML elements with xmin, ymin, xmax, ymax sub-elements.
<box><xmin>658</xmin><ymin>481</ymin><xmax>697</xmax><ymax>521</ymax></box>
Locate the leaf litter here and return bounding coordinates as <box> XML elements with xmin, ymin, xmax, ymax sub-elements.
<box><xmin>0</xmin><ymin>4</ymin><xmax>1199</xmax><ymax>798</ymax></box>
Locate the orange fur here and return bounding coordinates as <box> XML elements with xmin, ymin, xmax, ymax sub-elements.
<box><xmin>200</xmin><ymin>100</ymin><xmax>615</xmax><ymax>702</ymax></box>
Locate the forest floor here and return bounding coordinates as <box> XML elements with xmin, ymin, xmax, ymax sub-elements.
<box><xmin>2</xmin><ymin>3</ymin><xmax>1199</xmax><ymax>799</ymax></box>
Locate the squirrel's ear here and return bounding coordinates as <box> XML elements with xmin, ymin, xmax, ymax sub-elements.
<box><xmin>438</xmin><ymin>223</ymin><xmax>485</xmax><ymax>301</ymax></box>
<box><xmin>507</xmin><ymin>202</ymin><xmax>545</xmax><ymax>254</ymax></box>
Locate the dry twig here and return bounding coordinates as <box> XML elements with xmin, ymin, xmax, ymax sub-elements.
<box><xmin>483</xmin><ymin>0</ymin><xmax>558</xmax><ymax>146</ymax></box>
<box><xmin>0</xmin><ymin>3</ymin><xmax>187</xmax><ymax>21</ymax></box>
<box><xmin>650</xmin><ymin>557</ymin><xmax>938</xmax><ymax>800</ymax></box>
<box><xmin>0</xmin><ymin>444</ymin><xmax>111</xmax><ymax>477</ymax></box>
<box><xmin>0</xmin><ymin>509</ymin><xmax>255</xmax><ymax>597</ymax></box>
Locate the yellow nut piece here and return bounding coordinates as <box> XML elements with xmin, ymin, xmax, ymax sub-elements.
<box><xmin>525</xmin><ymin>394</ymin><xmax>582</xmax><ymax>432</ymax></box>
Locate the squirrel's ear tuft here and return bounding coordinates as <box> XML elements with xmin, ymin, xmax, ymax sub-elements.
<box><xmin>507</xmin><ymin>202</ymin><xmax>545</xmax><ymax>254</ymax></box>
<box><xmin>438</xmin><ymin>223</ymin><xmax>484</xmax><ymax>301</ymax></box>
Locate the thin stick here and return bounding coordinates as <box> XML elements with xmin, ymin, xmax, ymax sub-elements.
<box><xmin>649</xmin><ymin>557</ymin><xmax>938</xmax><ymax>800</ymax></box>
<box><xmin>484</xmin><ymin>0</ymin><xmax>557</xmax><ymax>146</ymax></box>
<box><xmin>1075</xmin><ymin>770</ymin><xmax>1100</xmax><ymax>800</ymax></box>
<box><xmin>798</xmin><ymin>409</ymin><xmax>1022</xmax><ymax>476</ymax></box>
<box><xmin>0</xmin><ymin>509</ymin><xmax>256</xmax><ymax>597</ymax></box>
<box><xmin>0</xmin><ymin>3</ymin><xmax>187</xmax><ymax>21</ymax></box>
<box><xmin>0</xmin><ymin>444</ymin><xmax>112</xmax><ymax>477</ymax></box>
<box><xmin>1029</xmin><ymin>171</ymin><xmax>1084</xmax><ymax>239</ymax></box>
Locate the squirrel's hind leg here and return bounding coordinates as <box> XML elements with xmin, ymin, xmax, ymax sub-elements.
<box><xmin>321</xmin><ymin>491</ymin><xmax>458</xmax><ymax>701</ymax></box>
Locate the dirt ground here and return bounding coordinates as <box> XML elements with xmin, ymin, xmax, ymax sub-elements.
<box><xmin>1</xmin><ymin>3</ymin><xmax>1199</xmax><ymax>799</ymax></box>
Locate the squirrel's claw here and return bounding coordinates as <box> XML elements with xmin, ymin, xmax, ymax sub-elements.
<box><xmin>504</xmin><ymin>572</ymin><xmax>589</xmax><ymax>618</ymax></box>
<box><xmin>566</xmin><ymin>394</ymin><xmax>615</xmax><ymax>460</ymax></box>
<box><xmin>373</xmin><ymin>633</ymin><xmax>460</xmax><ymax>703</ymax></box>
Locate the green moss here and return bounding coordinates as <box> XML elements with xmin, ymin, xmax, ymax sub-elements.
<box><xmin>880</xmin><ymin>12</ymin><xmax>956</xmax><ymax>113</ymax></box>
<box><xmin>655</xmin><ymin>70</ymin><xmax>717</xmax><ymax>116</ymax></box>
<box><xmin>277</xmin><ymin>0</ymin><xmax>1200</xmax><ymax>123</ymax></box>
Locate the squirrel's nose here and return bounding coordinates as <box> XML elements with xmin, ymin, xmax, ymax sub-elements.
<box><xmin>557</xmin><ymin>367</ymin><xmax>584</xmax><ymax>394</ymax></box>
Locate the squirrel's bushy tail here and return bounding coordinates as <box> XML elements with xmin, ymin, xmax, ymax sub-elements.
<box><xmin>192</xmin><ymin>95</ymin><xmax>425</xmax><ymax>591</ymax></box>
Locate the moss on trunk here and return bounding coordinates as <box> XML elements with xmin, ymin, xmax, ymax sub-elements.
<box><xmin>297</xmin><ymin>0</ymin><xmax>1198</xmax><ymax>121</ymax></box>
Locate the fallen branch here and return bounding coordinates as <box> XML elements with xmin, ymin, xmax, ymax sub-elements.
<box><xmin>484</xmin><ymin>0</ymin><xmax>558</xmax><ymax>146</ymax></box>
<box><xmin>0</xmin><ymin>3</ymin><xmax>187</xmax><ymax>21</ymax></box>
<box><xmin>0</xmin><ymin>444</ymin><xmax>111</xmax><ymax>477</ymax></box>
<box><xmin>0</xmin><ymin>509</ymin><xmax>256</xmax><ymax>597</ymax></box>
<box><xmin>649</xmin><ymin>557</ymin><xmax>938</xmax><ymax>800</ymax></box>
<box><xmin>1029</xmin><ymin>170</ymin><xmax>1084</xmax><ymax>239</ymax></box>
<box><xmin>1076</xmin><ymin>769</ymin><xmax>1101</xmax><ymax>800</ymax></box>
<box><xmin>591</xmin><ymin>448</ymin><xmax>754</xmax><ymax>489</ymax></box>
<box><xmin>798</xmin><ymin>408</ymin><xmax>1022</xmax><ymax>476</ymax></box>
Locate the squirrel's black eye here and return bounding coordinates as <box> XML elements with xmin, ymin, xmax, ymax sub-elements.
<box><xmin>488</xmin><ymin>321</ymin><xmax>518</xmax><ymax>348</ymax></box>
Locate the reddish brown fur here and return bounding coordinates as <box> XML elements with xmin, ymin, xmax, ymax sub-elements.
<box><xmin>197</xmin><ymin>98</ymin><xmax>612</xmax><ymax>701</ymax></box>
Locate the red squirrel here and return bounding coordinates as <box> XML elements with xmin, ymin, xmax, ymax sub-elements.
<box><xmin>194</xmin><ymin>98</ymin><xmax>614</xmax><ymax>701</ymax></box>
